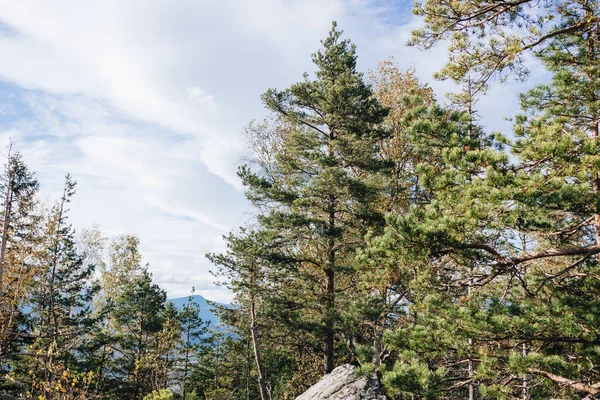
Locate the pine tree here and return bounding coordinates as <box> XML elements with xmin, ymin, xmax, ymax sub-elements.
<box><xmin>376</xmin><ymin>1</ymin><xmax>600</xmax><ymax>398</ymax></box>
<box><xmin>237</xmin><ymin>22</ymin><xmax>389</xmax><ymax>375</ymax></box>
<box><xmin>410</xmin><ymin>0</ymin><xmax>600</xmax><ymax>93</ymax></box>
<box><xmin>365</xmin><ymin>93</ymin><xmax>500</xmax><ymax>398</ymax></box>
<box><xmin>175</xmin><ymin>290</ymin><xmax>210</xmax><ymax>400</ymax></box>
<box><xmin>154</xmin><ymin>302</ymin><xmax>181</xmax><ymax>392</ymax></box>
<box><xmin>209</xmin><ymin>228</ymin><xmax>277</xmax><ymax>400</ymax></box>
<box><xmin>349</xmin><ymin>62</ymin><xmax>440</xmax><ymax>375</ymax></box>
<box><xmin>110</xmin><ymin>270</ymin><xmax>167</xmax><ymax>399</ymax></box>
<box><xmin>189</xmin><ymin>330</ymin><xmax>252</xmax><ymax>400</ymax></box>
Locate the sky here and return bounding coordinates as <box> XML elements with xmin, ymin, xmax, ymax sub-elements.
<box><xmin>0</xmin><ymin>0</ymin><xmax>548</xmax><ymax>303</ymax></box>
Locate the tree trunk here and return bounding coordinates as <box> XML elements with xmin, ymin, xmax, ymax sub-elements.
<box><xmin>0</xmin><ymin>147</ymin><xmax>13</xmax><ymax>297</ymax></box>
<box><xmin>250</xmin><ymin>294</ymin><xmax>270</xmax><ymax>400</ymax></box>
<box><xmin>323</xmin><ymin>162</ymin><xmax>336</xmax><ymax>374</ymax></box>
<box><xmin>46</xmin><ymin>181</ymin><xmax>68</xmax><ymax>400</ymax></box>
<box><xmin>467</xmin><ymin>274</ymin><xmax>474</xmax><ymax>400</ymax></box>
<box><xmin>324</xmin><ymin>241</ymin><xmax>335</xmax><ymax>374</ymax></box>
<box><xmin>183</xmin><ymin>326</ymin><xmax>190</xmax><ymax>400</ymax></box>
<box><xmin>592</xmin><ymin>122</ymin><xmax>600</xmax><ymax>246</ymax></box>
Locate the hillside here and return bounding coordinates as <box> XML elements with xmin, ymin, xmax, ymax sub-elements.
<box><xmin>168</xmin><ymin>294</ymin><xmax>229</xmax><ymax>329</ymax></box>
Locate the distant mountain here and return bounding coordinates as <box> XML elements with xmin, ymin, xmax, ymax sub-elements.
<box><xmin>168</xmin><ymin>294</ymin><xmax>230</xmax><ymax>329</ymax></box>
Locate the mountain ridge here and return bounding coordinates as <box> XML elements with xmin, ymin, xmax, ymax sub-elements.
<box><xmin>167</xmin><ymin>294</ymin><xmax>229</xmax><ymax>328</ymax></box>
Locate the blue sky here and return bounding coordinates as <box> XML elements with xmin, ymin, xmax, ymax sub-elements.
<box><xmin>0</xmin><ymin>0</ymin><xmax>547</xmax><ymax>302</ymax></box>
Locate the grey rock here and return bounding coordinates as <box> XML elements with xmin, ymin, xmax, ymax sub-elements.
<box><xmin>296</xmin><ymin>364</ymin><xmax>386</xmax><ymax>400</ymax></box>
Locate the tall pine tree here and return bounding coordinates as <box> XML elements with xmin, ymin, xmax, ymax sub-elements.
<box><xmin>236</xmin><ymin>22</ymin><xmax>389</xmax><ymax>375</ymax></box>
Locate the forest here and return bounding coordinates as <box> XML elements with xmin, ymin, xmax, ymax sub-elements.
<box><xmin>1</xmin><ymin>0</ymin><xmax>600</xmax><ymax>399</ymax></box>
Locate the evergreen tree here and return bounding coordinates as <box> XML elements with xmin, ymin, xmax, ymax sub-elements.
<box><xmin>238</xmin><ymin>21</ymin><xmax>389</xmax><ymax>375</ymax></box>
<box><xmin>175</xmin><ymin>290</ymin><xmax>210</xmax><ymax>400</ymax></box>
<box><xmin>0</xmin><ymin>148</ymin><xmax>40</xmax><ymax>397</ymax></box>
<box><xmin>372</xmin><ymin>1</ymin><xmax>600</xmax><ymax>398</ymax></box>
<box><xmin>154</xmin><ymin>302</ymin><xmax>181</xmax><ymax>392</ymax></box>
<box><xmin>366</xmin><ymin>92</ymin><xmax>500</xmax><ymax>398</ymax></box>
<box><xmin>410</xmin><ymin>0</ymin><xmax>600</xmax><ymax>93</ymax></box>
<box><xmin>209</xmin><ymin>228</ymin><xmax>276</xmax><ymax>400</ymax></box>
<box><xmin>0</xmin><ymin>146</ymin><xmax>39</xmax><ymax>295</ymax></box>
<box><xmin>24</xmin><ymin>175</ymin><xmax>100</xmax><ymax>400</ymax></box>
<box><xmin>189</xmin><ymin>330</ymin><xmax>252</xmax><ymax>400</ymax></box>
<box><xmin>110</xmin><ymin>270</ymin><xmax>167</xmax><ymax>400</ymax></box>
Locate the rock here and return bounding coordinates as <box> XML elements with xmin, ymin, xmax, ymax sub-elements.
<box><xmin>296</xmin><ymin>364</ymin><xmax>386</xmax><ymax>400</ymax></box>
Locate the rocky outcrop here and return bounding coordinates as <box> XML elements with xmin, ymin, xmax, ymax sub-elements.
<box><xmin>296</xmin><ymin>364</ymin><xmax>386</xmax><ymax>400</ymax></box>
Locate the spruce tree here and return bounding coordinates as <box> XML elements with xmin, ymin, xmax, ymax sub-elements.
<box><xmin>0</xmin><ymin>147</ymin><xmax>40</xmax><ymax>397</ymax></box>
<box><xmin>24</xmin><ymin>175</ymin><xmax>100</xmax><ymax>400</ymax></box>
<box><xmin>0</xmin><ymin>146</ymin><xmax>39</xmax><ymax>296</ymax></box>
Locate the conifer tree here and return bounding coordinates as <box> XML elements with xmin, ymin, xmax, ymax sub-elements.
<box><xmin>110</xmin><ymin>270</ymin><xmax>167</xmax><ymax>399</ymax></box>
<box><xmin>175</xmin><ymin>290</ymin><xmax>210</xmax><ymax>400</ymax></box>
<box><xmin>154</xmin><ymin>302</ymin><xmax>181</xmax><ymax>391</ymax></box>
<box><xmin>238</xmin><ymin>22</ymin><xmax>389</xmax><ymax>375</ymax></box>
<box><xmin>0</xmin><ymin>146</ymin><xmax>39</xmax><ymax>296</ymax></box>
<box><xmin>209</xmin><ymin>228</ymin><xmax>276</xmax><ymax>400</ymax></box>
<box><xmin>373</xmin><ymin>1</ymin><xmax>600</xmax><ymax>398</ymax></box>
<box><xmin>24</xmin><ymin>175</ymin><xmax>100</xmax><ymax>400</ymax></box>
<box><xmin>365</xmin><ymin>93</ymin><xmax>500</xmax><ymax>398</ymax></box>
<box><xmin>189</xmin><ymin>330</ymin><xmax>253</xmax><ymax>400</ymax></box>
<box><xmin>410</xmin><ymin>0</ymin><xmax>599</xmax><ymax>93</ymax></box>
<box><xmin>0</xmin><ymin>148</ymin><xmax>40</xmax><ymax>397</ymax></box>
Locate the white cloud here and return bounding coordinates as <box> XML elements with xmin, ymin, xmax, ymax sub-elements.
<box><xmin>187</xmin><ymin>86</ymin><xmax>218</xmax><ymax>112</ymax></box>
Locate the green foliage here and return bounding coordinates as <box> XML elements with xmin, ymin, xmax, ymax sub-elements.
<box><xmin>0</xmin><ymin>150</ymin><xmax>220</xmax><ymax>400</ymax></box>
<box><xmin>0</xmin><ymin>146</ymin><xmax>40</xmax><ymax>388</ymax></box>
<box><xmin>382</xmin><ymin>356</ymin><xmax>446</xmax><ymax>399</ymax></box>
<box><xmin>143</xmin><ymin>389</ymin><xmax>174</xmax><ymax>400</ymax></box>
<box><xmin>3</xmin><ymin>3</ymin><xmax>600</xmax><ymax>400</ymax></box>
<box><xmin>375</xmin><ymin>1</ymin><xmax>600</xmax><ymax>399</ymax></box>
<box><xmin>175</xmin><ymin>290</ymin><xmax>211</xmax><ymax>400</ymax></box>
<box><xmin>212</xmin><ymin>21</ymin><xmax>391</xmax><ymax>397</ymax></box>
<box><xmin>410</xmin><ymin>0</ymin><xmax>600</xmax><ymax>92</ymax></box>
<box><xmin>22</xmin><ymin>175</ymin><xmax>103</xmax><ymax>399</ymax></box>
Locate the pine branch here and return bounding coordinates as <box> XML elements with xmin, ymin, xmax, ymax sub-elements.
<box><xmin>528</xmin><ymin>368</ymin><xmax>600</xmax><ymax>396</ymax></box>
<box><xmin>463</xmin><ymin>242</ymin><xmax>600</xmax><ymax>266</ymax></box>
